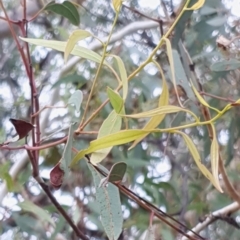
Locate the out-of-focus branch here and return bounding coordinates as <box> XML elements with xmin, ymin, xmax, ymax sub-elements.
<box><xmin>0</xmin><ymin>19</ymin><xmax>160</xmax><ymax>203</ymax></box>
<box><xmin>181</xmin><ymin>202</ymin><xmax>240</xmax><ymax>240</ymax></box>
<box><xmin>0</xmin><ymin>0</ymin><xmax>42</xmax><ymax>40</ymax></box>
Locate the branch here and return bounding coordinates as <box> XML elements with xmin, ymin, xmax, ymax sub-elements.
<box><xmin>181</xmin><ymin>202</ymin><xmax>240</xmax><ymax>240</ymax></box>
<box><xmin>0</xmin><ymin>19</ymin><xmax>160</xmax><ymax>202</ymax></box>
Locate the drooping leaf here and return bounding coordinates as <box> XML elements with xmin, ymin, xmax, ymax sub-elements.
<box><xmin>68</xmin><ymin>90</ymin><xmax>83</xmax><ymax>112</ymax></box>
<box><xmin>91</xmin><ymin>111</ymin><xmax>122</xmax><ymax>165</ymax></box>
<box><xmin>9</xmin><ymin>118</ymin><xmax>34</xmax><ymax>140</ymax></box>
<box><xmin>60</xmin><ymin>123</ymin><xmax>76</xmax><ymax>175</ymax></box>
<box><xmin>112</xmin><ymin>0</ymin><xmax>122</xmax><ymax>12</ymax></box>
<box><xmin>20</xmin><ymin>38</ymin><xmax>107</xmax><ymax>65</ymax></box>
<box><xmin>44</xmin><ymin>1</ymin><xmax>80</xmax><ymax>26</ymax></box>
<box><xmin>210</xmin><ymin>124</ymin><xmax>222</xmax><ymax>192</ymax></box>
<box><xmin>210</xmin><ymin>59</ymin><xmax>240</xmax><ymax>72</ymax></box>
<box><xmin>18</xmin><ymin>200</ymin><xmax>54</xmax><ymax>226</ymax></box>
<box><xmin>164</xmin><ymin>37</ymin><xmax>183</xmax><ymax>107</ymax></box>
<box><xmin>176</xmin><ymin>130</ymin><xmax>223</xmax><ymax>192</ymax></box>
<box><xmin>121</xmin><ymin>105</ymin><xmax>198</xmax><ymax>121</ymax></box>
<box><xmin>111</xmin><ymin>55</ymin><xmax>128</xmax><ymax>100</ymax></box>
<box><xmin>129</xmin><ymin>61</ymin><xmax>169</xmax><ymax>149</ymax></box>
<box><xmin>107</xmin><ymin>87</ymin><xmax>125</xmax><ymax>114</ymax></box>
<box><xmin>65</xmin><ymin>30</ymin><xmax>93</xmax><ymax>62</ymax></box>
<box><xmin>87</xmin><ymin>162</ymin><xmax>122</xmax><ymax>240</ymax></box>
<box><xmin>190</xmin><ymin>82</ymin><xmax>210</xmax><ymax>108</ymax></box>
<box><xmin>108</xmin><ymin>162</ymin><xmax>127</xmax><ymax>183</ymax></box>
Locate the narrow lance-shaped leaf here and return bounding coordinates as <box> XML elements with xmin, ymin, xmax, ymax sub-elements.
<box><xmin>164</xmin><ymin>37</ymin><xmax>183</xmax><ymax>107</ymax></box>
<box><xmin>120</xmin><ymin>105</ymin><xmax>198</xmax><ymax>121</ymax></box>
<box><xmin>176</xmin><ymin>130</ymin><xmax>223</xmax><ymax>192</ymax></box>
<box><xmin>210</xmin><ymin>123</ymin><xmax>222</xmax><ymax>192</ymax></box>
<box><xmin>190</xmin><ymin>81</ymin><xmax>210</xmax><ymax>108</ymax></box>
<box><xmin>87</xmin><ymin>162</ymin><xmax>122</xmax><ymax>240</ymax></box>
<box><xmin>112</xmin><ymin>0</ymin><xmax>122</xmax><ymax>12</ymax></box>
<box><xmin>70</xmin><ymin>129</ymin><xmax>153</xmax><ymax>166</ymax></box>
<box><xmin>91</xmin><ymin>110</ymin><xmax>122</xmax><ymax>165</ymax></box>
<box><xmin>65</xmin><ymin>30</ymin><xmax>93</xmax><ymax>62</ymax></box>
<box><xmin>129</xmin><ymin>61</ymin><xmax>169</xmax><ymax>150</ymax></box>
<box><xmin>111</xmin><ymin>55</ymin><xmax>128</xmax><ymax>100</ymax></box>
<box><xmin>20</xmin><ymin>38</ymin><xmax>109</xmax><ymax>66</ymax></box>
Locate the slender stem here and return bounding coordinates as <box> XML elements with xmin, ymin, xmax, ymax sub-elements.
<box><xmin>200</xmin><ymin>91</ymin><xmax>235</xmax><ymax>103</ymax></box>
<box><xmin>78</xmin><ymin>10</ymin><xmax>121</xmax><ymax>131</ymax></box>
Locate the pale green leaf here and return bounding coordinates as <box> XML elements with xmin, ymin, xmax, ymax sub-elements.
<box><xmin>68</xmin><ymin>90</ymin><xmax>83</xmax><ymax>112</ymax></box>
<box><xmin>20</xmin><ymin>38</ymin><xmax>106</xmax><ymax>65</ymax></box>
<box><xmin>70</xmin><ymin>129</ymin><xmax>151</xmax><ymax>166</ymax></box>
<box><xmin>113</xmin><ymin>0</ymin><xmax>122</xmax><ymax>12</ymax></box>
<box><xmin>121</xmin><ymin>105</ymin><xmax>198</xmax><ymax>121</ymax></box>
<box><xmin>210</xmin><ymin>124</ymin><xmax>222</xmax><ymax>192</ymax></box>
<box><xmin>107</xmin><ymin>87</ymin><xmax>125</xmax><ymax>114</ymax></box>
<box><xmin>91</xmin><ymin>111</ymin><xmax>122</xmax><ymax>165</ymax></box>
<box><xmin>111</xmin><ymin>55</ymin><xmax>128</xmax><ymax>100</ymax></box>
<box><xmin>87</xmin><ymin>162</ymin><xmax>122</xmax><ymax>240</ymax></box>
<box><xmin>19</xmin><ymin>200</ymin><xmax>54</xmax><ymax>226</ymax></box>
<box><xmin>176</xmin><ymin>130</ymin><xmax>223</xmax><ymax>192</ymax></box>
<box><xmin>65</xmin><ymin>30</ymin><xmax>93</xmax><ymax>62</ymax></box>
<box><xmin>60</xmin><ymin>123</ymin><xmax>76</xmax><ymax>176</ymax></box>
<box><xmin>164</xmin><ymin>37</ymin><xmax>183</xmax><ymax>107</ymax></box>
<box><xmin>191</xmin><ymin>82</ymin><xmax>210</xmax><ymax>108</ymax></box>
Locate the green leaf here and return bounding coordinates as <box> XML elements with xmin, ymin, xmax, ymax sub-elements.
<box><xmin>176</xmin><ymin>130</ymin><xmax>223</xmax><ymax>192</ymax></box>
<box><xmin>19</xmin><ymin>38</ymin><xmax>106</xmax><ymax>65</ymax></box>
<box><xmin>210</xmin><ymin>124</ymin><xmax>222</xmax><ymax>192</ymax></box>
<box><xmin>19</xmin><ymin>200</ymin><xmax>54</xmax><ymax>226</ymax></box>
<box><xmin>65</xmin><ymin>30</ymin><xmax>93</xmax><ymax>62</ymax></box>
<box><xmin>210</xmin><ymin>59</ymin><xmax>240</xmax><ymax>72</ymax></box>
<box><xmin>111</xmin><ymin>55</ymin><xmax>128</xmax><ymax>100</ymax></box>
<box><xmin>91</xmin><ymin>111</ymin><xmax>122</xmax><ymax>165</ymax></box>
<box><xmin>108</xmin><ymin>162</ymin><xmax>127</xmax><ymax>183</ymax></box>
<box><xmin>44</xmin><ymin>1</ymin><xmax>80</xmax><ymax>26</ymax></box>
<box><xmin>70</xmin><ymin>130</ymin><xmax>151</xmax><ymax>166</ymax></box>
<box><xmin>60</xmin><ymin>123</ymin><xmax>76</xmax><ymax>176</ymax></box>
<box><xmin>68</xmin><ymin>90</ymin><xmax>83</xmax><ymax>112</ymax></box>
<box><xmin>122</xmin><ymin>105</ymin><xmax>198</xmax><ymax>121</ymax></box>
<box><xmin>87</xmin><ymin>162</ymin><xmax>122</xmax><ymax>240</ymax></box>
<box><xmin>107</xmin><ymin>87</ymin><xmax>125</xmax><ymax>114</ymax></box>
<box><xmin>112</xmin><ymin>0</ymin><xmax>122</xmax><ymax>12</ymax></box>
<box><xmin>164</xmin><ymin>38</ymin><xmax>183</xmax><ymax>107</ymax></box>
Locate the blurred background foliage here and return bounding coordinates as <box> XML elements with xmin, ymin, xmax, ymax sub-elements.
<box><xmin>1</xmin><ymin>0</ymin><xmax>240</xmax><ymax>239</ymax></box>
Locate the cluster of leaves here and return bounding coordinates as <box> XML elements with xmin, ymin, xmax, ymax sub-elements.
<box><xmin>1</xmin><ymin>0</ymin><xmax>240</xmax><ymax>239</ymax></box>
